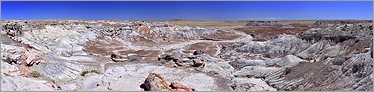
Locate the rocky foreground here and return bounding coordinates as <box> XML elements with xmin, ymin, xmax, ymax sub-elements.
<box><xmin>1</xmin><ymin>20</ymin><xmax>373</xmax><ymax>91</ymax></box>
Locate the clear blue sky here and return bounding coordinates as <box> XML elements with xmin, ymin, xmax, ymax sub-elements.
<box><xmin>2</xmin><ymin>1</ymin><xmax>373</xmax><ymax>20</ymax></box>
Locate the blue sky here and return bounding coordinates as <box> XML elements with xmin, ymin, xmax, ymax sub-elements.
<box><xmin>1</xmin><ymin>1</ymin><xmax>373</xmax><ymax>20</ymax></box>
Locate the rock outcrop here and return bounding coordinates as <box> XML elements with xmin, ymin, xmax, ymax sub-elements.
<box><xmin>142</xmin><ymin>73</ymin><xmax>195</xmax><ymax>91</ymax></box>
<box><xmin>1</xmin><ymin>20</ymin><xmax>372</xmax><ymax>91</ymax></box>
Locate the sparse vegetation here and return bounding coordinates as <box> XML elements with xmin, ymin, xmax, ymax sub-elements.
<box><xmin>2</xmin><ymin>19</ymin><xmax>372</xmax><ymax>91</ymax></box>
<box><xmin>80</xmin><ymin>70</ymin><xmax>100</xmax><ymax>76</ymax></box>
<box><xmin>30</xmin><ymin>71</ymin><xmax>41</xmax><ymax>78</ymax></box>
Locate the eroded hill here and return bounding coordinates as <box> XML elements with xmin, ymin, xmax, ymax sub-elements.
<box><xmin>1</xmin><ymin>20</ymin><xmax>373</xmax><ymax>91</ymax></box>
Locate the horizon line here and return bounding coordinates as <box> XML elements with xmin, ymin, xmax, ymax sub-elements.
<box><xmin>1</xmin><ymin>19</ymin><xmax>373</xmax><ymax>21</ymax></box>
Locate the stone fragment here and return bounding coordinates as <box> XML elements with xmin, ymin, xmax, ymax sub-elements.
<box><xmin>170</xmin><ymin>81</ymin><xmax>195</xmax><ymax>91</ymax></box>
<box><xmin>142</xmin><ymin>73</ymin><xmax>172</xmax><ymax>91</ymax></box>
<box><xmin>193</xmin><ymin>50</ymin><xmax>204</xmax><ymax>55</ymax></box>
<box><xmin>192</xmin><ymin>58</ymin><xmax>204</xmax><ymax>67</ymax></box>
<box><xmin>110</xmin><ymin>54</ymin><xmax>127</xmax><ymax>62</ymax></box>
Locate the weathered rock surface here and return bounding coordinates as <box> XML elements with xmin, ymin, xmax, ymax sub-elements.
<box><xmin>1</xmin><ymin>20</ymin><xmax>372</xmax><ymax>91</ymax></box>
<box><xmin>82</xmin><ymin>74</ymin><xmax>103</xmax><ymax>90</ymax></box>
<box><xmin>1</xmin><ymin>62</ymin><xmax>21</xmax><ymax>77</ymax></box>
<box><xmin>265</xmin><ymin>52</ymin><xmax>373</xmax><ymax>91</ymax></box>
<box><xmin>229</xmin><ymin>59</ymin><xmax>266</xmax><ymax>69</ymax></box>
<box><xmin>265</xmin><ymin>55</ymin><xmax>308</xmax><ymax>68</ymax></box>
<box><xmin>231</xmin><ymin>78</ymin><xmax>277</xmax><ymax>91</ymax></box>
<box><xmin>223</xmin><ymin>35</ymin><xmax>310</xmax><ymax>59</ymax></box>
<box><xmin>234</xmin><ymin>66</ymin><xmax>281</xmax><ymax>78</ymax></box>
<box><xmin>1</xmin><ymin>76</ymin><xmax>55</xmax><ymax>91</ymax></box>
<box><xmin>98</xmin><ymin>64</ymin><xmax>229</xmax><ymax>91</ymax></box>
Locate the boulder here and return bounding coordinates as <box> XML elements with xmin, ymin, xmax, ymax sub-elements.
<box><xmin>142</xmin><ymin>73</ymin><xmax>172</xmax><ymax>91</ymax></box>
<box><xmin>142</xmin><ymin>73</ymin><xmax>196</xmax><ymax>91</ymax></box>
